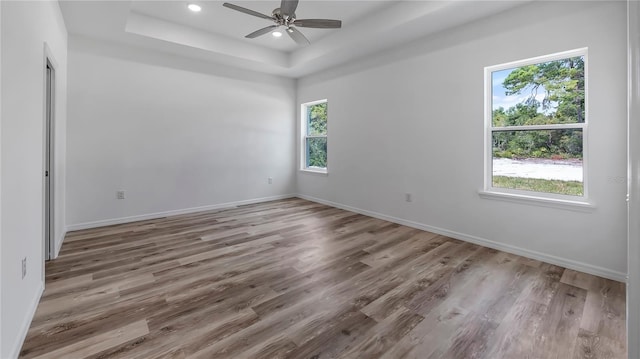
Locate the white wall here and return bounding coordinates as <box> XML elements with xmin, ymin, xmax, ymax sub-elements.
<box><xmin>628</xmin><ymin>1</ymin><xmax>640</xmax><ymax>357</ymax></box>
<box><xmin>0</xmin><ymin>1</ymin><xmax>3</xmax><ymax>356</ymax></box>
<box><xmin>297</xmin><ymin>1</ymin><xmax>628</xmax><ymax>279</ymax></box>
<box><xmin>66</xmin><ymin>37</ymin><xmax>296</xmax><ymax>228</ymax></box>
<box><xmin>0</xmin><ymin>1</ymin><xmax>67</xmax><ymax>358</ymax></box>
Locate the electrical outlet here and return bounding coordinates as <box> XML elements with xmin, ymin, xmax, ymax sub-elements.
<box><xmin>117</xmin><ymin>190</ymin><xmax>125</xmax><ymax>199</ymax></box>
<box><xmin>268</xmin><ymin>177</ymin><xmax>273</xmax><ymax>184</ymax></box>
<box><xmin>405</xmin><ymin>193</ymin><xmax>413</xmax><ymax>202</ymax></box>
<box><xmin>21</xmin><ymin>257</ymin><xmax>27</xmax><ymax>279</ymax></box>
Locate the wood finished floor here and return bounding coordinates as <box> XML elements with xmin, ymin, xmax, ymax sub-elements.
<box><xmin>20</xmin><ymin>198</ymin><xmax>626</xmax><ymax>359</ymax></box>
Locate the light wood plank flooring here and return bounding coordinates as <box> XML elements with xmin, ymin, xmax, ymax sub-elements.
<box><xmin>20</xmin><ymin>198</ymin><xmax>626</xmax><ymax>358</ymax></box>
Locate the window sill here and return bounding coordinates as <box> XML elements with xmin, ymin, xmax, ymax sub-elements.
<box><xmin>478</xmin><ymin>190</ymin><xmax>595</xmax><ymax>212</ymax></box>
<box><xmin>300</xmin><ymin>168</ymin><xmax>328</xmax><ymax>176</ymax></box>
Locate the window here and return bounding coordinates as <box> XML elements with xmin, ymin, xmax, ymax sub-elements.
<box><xmin>484</xmin><ymin>49</ymin><xmax>587</xmax><ymax>202</ymax></box>
<box><xmin>301</xmin><ymin>99</ymin><xmax>328</xmax><ymax>173</ymax></box>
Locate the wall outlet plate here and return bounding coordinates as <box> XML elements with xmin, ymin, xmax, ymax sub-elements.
<box><xmin>117</xmin><ymin>190</ymin><xmax>125</xmax><ymax>199</ymax></box>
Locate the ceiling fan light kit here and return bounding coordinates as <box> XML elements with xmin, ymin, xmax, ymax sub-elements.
<box><xmin>187</xmin><ymin>3</ymin><xmax>201</xmax><ymax>12</ymax></box>
<box><xmin>222</xmin><ymin>0</ymin><xmax>342</xmax><ymax>45</ymax></box>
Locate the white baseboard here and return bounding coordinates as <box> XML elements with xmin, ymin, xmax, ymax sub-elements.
<box><xmin>8</xmin><ymin>283</ymin><xmax>44</xmax><ymax>359</ymax></box>
<box><xmin>297</xmin><ymin>194</ymin><xmax>627</xmax><ymax>283</ymax></box>
<box><xmin>66</xmin><ymin>194</ymin><xmax>296</xmax><ymax>232</ymax></box>
<box><xmin>53</xmin><ymin>229</ymin><xmax>66</xmax><ymax>259</ymax></box>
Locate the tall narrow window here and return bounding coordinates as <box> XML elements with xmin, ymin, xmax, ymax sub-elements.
<box><xmin>485</xmin><ymin>49</ymin><xmax>588</xmax><ymax>201</ymax></box>
<box><xmin>301</xmin><ymin>99</ymin><xmax>328</xmax><ymax>173</ymax></box>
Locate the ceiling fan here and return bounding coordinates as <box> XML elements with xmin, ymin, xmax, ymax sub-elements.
<box><xmin>222</xmin><ymin>0</ymin><xmax>342</xmax><ymax>45</ymax></box>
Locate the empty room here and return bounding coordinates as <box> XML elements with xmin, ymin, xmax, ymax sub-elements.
<box><xmin>1</xmin><ymin>0</ymin><xmax>639</xmax><ymax>358</ymax></box>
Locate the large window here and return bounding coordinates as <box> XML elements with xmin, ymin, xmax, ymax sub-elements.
<box><xmin>485</xmin><ymin>49</ymin><xmax>587</xmax><ymax>201</ymax></box>
<box><xmin>301</xmin><ymin>99</ymin><xmax>328</xmax><ymax>173</ymax></box>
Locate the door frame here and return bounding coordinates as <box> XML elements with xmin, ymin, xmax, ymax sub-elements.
<box><xmin>628</xmin><ymin>1</ymin><xmax>640</xmax><ymax>358</ymax></box>
<box><xmin>42</xmin><ymin>43</ymin><xmax>57</xmax><ymax>266</ymax></box>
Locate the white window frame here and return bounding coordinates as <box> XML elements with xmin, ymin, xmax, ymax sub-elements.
<box><xmin>480</xmin><ymin>48</ymin><xmax>594</xmax><ymax>210</ymax></box>
<box><xmin>300</xmin><ymin>99</ymin><xmax>328</xmax><ymax>174</ymax></box>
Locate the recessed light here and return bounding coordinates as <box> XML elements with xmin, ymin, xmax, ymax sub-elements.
<box><xmin>272</xmin><ymin>31</ymin><xmax>283</xmax><ymax>38</ymax></box>
<box><xmin>187</xmin><ymin>3</ymin><xmax>201</xmax><ymax>12</ymax></box>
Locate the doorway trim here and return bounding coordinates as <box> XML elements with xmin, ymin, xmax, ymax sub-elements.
<box><xmin>628</xmin><ymin>1</ymin><xmax>640</xmax><ymax>358</ymax></box>
<box><xmin>42</xmin><ymin>43</ymin><xmax>57</xmax><ymax>270</ymax></box>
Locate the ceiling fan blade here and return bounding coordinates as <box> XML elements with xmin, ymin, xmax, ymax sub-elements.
<box><xmin>287</xmin><ymin>27</ymin><xmax>310</xmax><ymax>45</ymax></box>
<box><xmin>280</xmin><ymin>0</ymin><xmax>299</xmax><ymax>17</ymax></box>
<box><xmin>246</xmin><ymin>25</ymin><xmax>279</xmax><ymax>39</ymax></box>
<box><xmin>293</xmin><ymin>19</ymin><xmax>342</xmax><ymax>29</ymax></box>
<box><xmin>222</xmin><ymin>3</ymin><xmax>274</xmax><ymax>21</ymax></box>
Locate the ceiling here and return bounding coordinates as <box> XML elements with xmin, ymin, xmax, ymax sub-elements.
<box><xmin>59</xmin><ymin>0</ymin><xmax>528</xmax><ymax>78</ymax></box>
<box><xmin>129</xmin><ymin>1</ymin><xmax>395</xmax><ymax>52</ymax></box>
